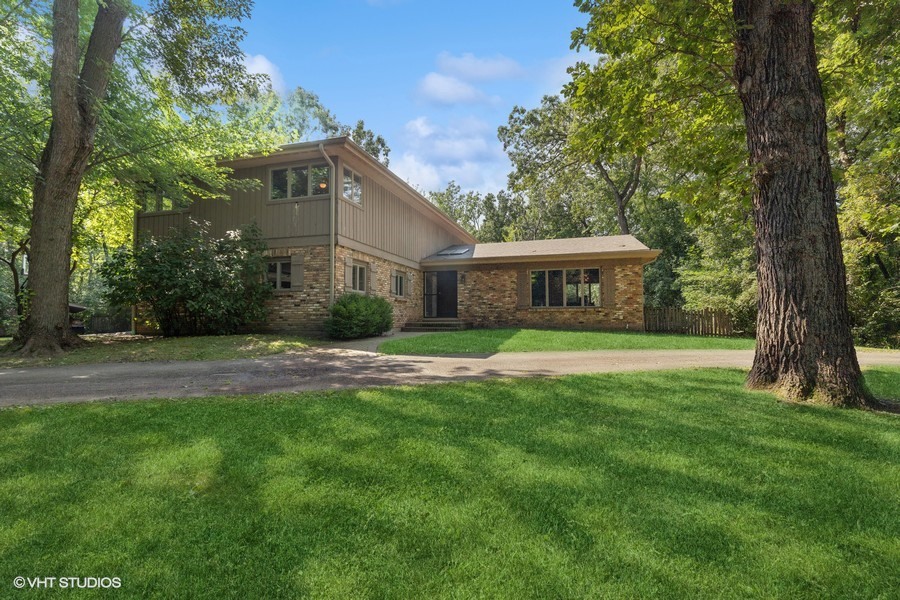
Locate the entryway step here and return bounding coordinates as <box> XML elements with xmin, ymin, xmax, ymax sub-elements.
<box><xmin>401</xmin><ymin>320</ymin><xmax>471</xmax><ymax>332</ymax></box>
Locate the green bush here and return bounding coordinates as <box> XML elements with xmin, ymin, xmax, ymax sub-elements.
<box><xmin>100</xmin><ymin>220</ymin><xmax>271</xmax><ymax>337</ymax></box>
<box><xmin>849</xmin><ymin>281</ymin><xmax>899</xmax><ymax>349</ymax></box>
<box><xmin>324</xmin><ymin>293</ymin><xmax>393</xmax><ymax>340</ymax></box>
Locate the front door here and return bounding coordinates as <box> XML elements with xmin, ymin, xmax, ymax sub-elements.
<box><xmin>424</xmin><ymin>271</ymin><xmax>458</xmax><ymax>318</ymax></box>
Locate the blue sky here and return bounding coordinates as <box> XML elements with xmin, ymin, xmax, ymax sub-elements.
<box><xmin>240</xmin><ymin>0</ymin><xmax>588</xmax><ymax>194</ymax></box>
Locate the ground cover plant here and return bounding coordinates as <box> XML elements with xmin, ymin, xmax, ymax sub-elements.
<box><xmin>0</xmin><ymin>368</ymin><xmax>897</xmax><ymax>598</ymax></box>
<box><xmin>379</xmin><ymin>328</ymin><xmax>757</xmax><ymax>354</ymax></box>
<box><xmin>0</xmin><ymin>334</ymin><xmax>313</xmax><ymax>369</ymax></box>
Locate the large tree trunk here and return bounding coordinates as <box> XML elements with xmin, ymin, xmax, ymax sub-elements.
<box><xmin>733</xmin><ymin>0</ymin><xmax>873</xmax><ymax>407</ymax></box>
<box><xmin>13</xmin><ymin>0</ymin><xmax>126</xmax><ymax>355</ymax></box>
<box><xmin>593</xmin><ymin>155</ymin><xmax>642</xmax><ymax>235</ymax></box>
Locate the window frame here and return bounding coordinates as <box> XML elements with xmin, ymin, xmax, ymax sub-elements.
<box><xmin>267</xmin><ymin>258</ymin><xmax>292</xmax><ymax>291</ymax></box>
<box><xmin>342</xmin><ymin>166</ymin><xmax>364</xmax><ymax>205</ymax></box>
<box><xmin>391</xmin><ymin>271</ymin><xmax>406</xmax><ymax>297</ymax></box>
<box><xmin>268</xmin><ymin>162</ymin><xmax>331</xmax><ymax>203</ymax></box>
<box><xmin>530</xmin><ymin>267</ymin><xmax>601</xmax><ymax>308</ymax></box>
<box><xmin>351</xmin><ymin>262</ymin><xmax>367</xmax><ymax>294</ymax></box>
<box><xmin>138</xmin><ymin>189</ymin><xmax>191</xmax><ymax>215</ymax></box>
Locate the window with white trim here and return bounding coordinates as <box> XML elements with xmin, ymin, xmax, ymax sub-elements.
<box><xmin>351</xmin><ymin>263</ymin><xmax>367</xmax><ymax>293</ymax></box>
<box><xmin>391</xmin><ymin>271</ymin><xmax>406</xmax><ymax>297</ymax></box>
<box><xmin>270</xmin><ymin>164</ymin><xmax>330</xmax><ymax>201</ymax></box>
<box><xmin>267</xmin><ymin>259</ymin><xmax>292</xmax><ymax>290</ymax></box>
<box><xmin>342</xmin><ymin>167</ymin><xmax>363</xmax><ymax>204</ymax></box>
<box><xmin>531</xmin><ymin>268</ymin><xmax>600</xmax><ymax>307</ymax></box>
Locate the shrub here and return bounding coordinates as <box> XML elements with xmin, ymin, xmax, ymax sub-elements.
<box><xmin>849</xmin><ymin>281</ymin><xmax>899</xmax><ymax>349</ymax></box>
<box><xmin>100</xmin><ymin>220</ymin><xmax>271</xmax><ymax>337</ymax></box>
<box><xmin>324</xmin><ymin>293</ymin><xmax>393</xmax><ymax>340</ymax></box>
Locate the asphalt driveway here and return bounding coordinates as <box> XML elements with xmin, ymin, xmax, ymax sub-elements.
<box><xmin>1</xmin><ymin>347</ymin><xmax>897</xmax><ymax>407</ymax></box>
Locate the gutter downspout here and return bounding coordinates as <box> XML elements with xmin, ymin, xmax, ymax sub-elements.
<box><xmin>318</xmin><ymin>143</ymin><xmax>336</xmax><ymax>307</ymax></box>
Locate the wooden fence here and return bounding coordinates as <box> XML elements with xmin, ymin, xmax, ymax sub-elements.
<box><xmin>86</xmin><ymin>313</ymin><xmax>132</xmax><ymax>334</ymax></box>
<box><xmin>644</xmin><ymin>307</ymin><xmax>734</xmax><ymax>337</ymax></box>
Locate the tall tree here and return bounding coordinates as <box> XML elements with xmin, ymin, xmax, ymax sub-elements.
<box><xmin>500</xmin><ymin>96</ymin><xmax>642</xmax><ymax>235</ymax></box>
<box><xmin>277</xmin><ymin>87</ymin><xmax>391</xmax><ymax>165</ymax></box>
<box><xmin>20</xmin><ymin>0</ymin><xmax>127</xmax><ymax>354</ymax></box>
<box><xmin>732</xmin><ymin>0</ymin><xmax>869</xmax><ymax>406</ymax></box>
<box><xmin>570</xmin><ymin>0</ymin><xmax>881</xmax><ymax>407</ymax></box>
<box><xmin>11</xmin><ymin>0</ymin><xmax>260</xmax><ymax>355</ymax></box>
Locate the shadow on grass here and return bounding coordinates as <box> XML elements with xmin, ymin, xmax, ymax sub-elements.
<box><xmin>379</xmin><ymin>328</ymin><xmax>758</xmax><ymax>356</ymax></box>
<box><xmin>864</xmin><ymin>368</ymin><xmax>900</xmax><ymax>402</ymax></box>
<box><xmin>0</xmin><ymin>369</ymin><xmax>898</xmax><ymax>598</ymax></box>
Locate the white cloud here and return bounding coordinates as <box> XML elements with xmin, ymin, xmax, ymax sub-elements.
<box><xmin>402</xmin><ymin>116</ymin><xmax>499</xmax><ymax>163</ymax></box>
<box><xmin>417</xmin><ymin>72</ymin><xmax>492</xmax><ymax>105</ymax></box>
<box><xmin>392</xmin><ymin>153</ymin><xmax>442</xmax><ymax>191</ymax></box>
<box><xmin>392</xmin><ymin>116</ymin><xmax>511</xmax><ymax>193</ymax></box>
<box><xmin>536</xmin><ymin>51</ymin><xmax>601</xmax><ymax>97</ymax></box>
<box><xmin>437</xmin><ymin>52</ymin><xmax>525</xmax><ymax>82</ymax></box>
<box><xmin>244</xmin><ymin>54</ymin><xmax>286</xmax><ymax>95</ymax></box>
<box><xmin>404</xmin><ymin>116</ymin><xmax>436</xmax><ymax>139</ymax></box>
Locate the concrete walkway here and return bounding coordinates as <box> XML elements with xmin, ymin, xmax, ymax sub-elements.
<box><xmin>1</xmin><ymin>346</ymin><xmax>898</xmax><ymax>407</ymax></box>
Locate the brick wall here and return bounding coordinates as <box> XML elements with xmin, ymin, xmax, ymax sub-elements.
<box><xmin>136</xmin><ymin>249</ymin><xmax>646</xmax><ymax>335</ymax></box>
<box><xmin>135</xmin><ymin>244</ymin><xmax>423</xmax><ymax>335</ymax></box>
<box><xmin>334</xmin><ymin>246</ymin><xmax>423</xmax><ymax>329</ymax></box>
<box><xmin>456</xmin><ymin>262</ymin><xmax>645</xmax><ymax>330</ymax></box>
<box><xmin>264</xmin><ymin>245</ymin><xmax>423</xmax><ymax>333</ymax></box>
<box><xmin>263</xmin><ymin>245</ymin><xmax>331</xmax><ymax>334</ymax></box>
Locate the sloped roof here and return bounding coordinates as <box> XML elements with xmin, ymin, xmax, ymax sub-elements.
<box><xmin>421</xmin><ymin>235</ymin><xmax>660</xmax><ymax>266</ymax></box>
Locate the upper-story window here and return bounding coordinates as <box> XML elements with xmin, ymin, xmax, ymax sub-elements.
<box><xmin>342</xmin><ymin>167</ymin><xmax>363</xmax><ymax>204</ymax></box>
<box><xmin>270</xmin><ymin>164</ymin><xmax>330</xmax><ymax>201</ymax></box>
<box><xmin>139</xmin><ymin>188</ymin><xmax>189</xmax><ymax>213</ymax></box>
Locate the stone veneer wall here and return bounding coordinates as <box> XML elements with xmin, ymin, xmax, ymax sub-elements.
<box><xmin>456</xmin><ymin>262</ymin><xmax>645</xmax><ymax>330</ymax></box>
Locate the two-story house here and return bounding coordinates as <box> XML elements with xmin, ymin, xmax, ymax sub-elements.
<box><xmin>135</xmin><ymin>137</ymin><xmax>660</xmax><ymax>334</ymax></box>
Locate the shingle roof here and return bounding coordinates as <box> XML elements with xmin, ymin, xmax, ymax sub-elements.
<box><xmin>421</xmin><ymin>235</ymin><xmax>660</xmax><ymax>265</ymax></box>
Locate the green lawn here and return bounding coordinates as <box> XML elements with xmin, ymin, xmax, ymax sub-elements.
<box><xmin>380</xmin><ymin>328</ymin><xmax>757</xmax><ymax>354</ymax></box>
<box><xmin>1</xmin><ymin>368</ymin><xmax>897</xmax><ymax>599</ymax></box>
<box><xmin>0</xmin><ymin>333</ymin><xmax>315</xmax><ymax>368</ymax></box>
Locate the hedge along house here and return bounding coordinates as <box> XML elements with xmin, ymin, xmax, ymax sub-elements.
<box><xmin>135</xmin><ymin>137</ymin><xmax>660</xmax><ymax>334</ymax></box>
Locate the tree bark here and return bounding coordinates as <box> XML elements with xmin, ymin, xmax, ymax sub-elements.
<box><xmin>733</xmin><ymin>0</ymin><xmax>873</xmax><ymax>407</ymax></box>
<box><xmin>593</xmin><ymin>155</ymin><xmax>642</xmax><ymax>235</ymax></box>
<box><xmin>0</xmin><ymin>239</ymin><xmax>29</xmax><ymax>317</ymax></box>
<box><xmin>13</xmin><ymin>0</ymin><xmax>126</xmax><ymax>355</ymax></box>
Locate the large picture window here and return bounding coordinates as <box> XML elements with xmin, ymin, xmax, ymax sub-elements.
<box><xmin>270</xmin><ymin>164</ymin><xmax>330</xmax><ymax>201</ymax></box>
<box><xmin>531</xmin><ymin>268</ymin><xmax>600</xmax><ymax>307</ymax></box>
